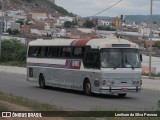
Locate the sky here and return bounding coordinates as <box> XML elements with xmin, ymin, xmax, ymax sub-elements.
<box><xmin>55</xmin><ymin>0</ymin><xmax>160</xmax><ymax>17</ymax></box>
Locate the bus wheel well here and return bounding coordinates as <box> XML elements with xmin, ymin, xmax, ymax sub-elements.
<box><xmin>39</xmin><ymin>73</ymin><xmax>46</xmax><ymax>89</ymax></box>
<box><xmin>83</xmin><ymin>78</ymin><xmax>89</xmax><ymax>90</ymax></box>
<box><xmin>83</xmin><ymin>78</ymin><xmax>91</xmax><ymax>95</ymax></box>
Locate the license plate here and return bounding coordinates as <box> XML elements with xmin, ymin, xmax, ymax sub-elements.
<box><xmin>121</xmin><ymin>88</ymin><xmax>128</xmax><ymax>91</ymax></box>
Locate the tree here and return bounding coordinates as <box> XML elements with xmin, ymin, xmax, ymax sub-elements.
<box><xmin>97</xmin><ymin>26</ymin><xmax>117</xmax><ymax>31</ymax></box>
<box><xmin>153</xmin><ymin>41</ymin><xmax>160</xmax><ymax>48</ymax></box>
<box><xmin>16</xmin><ymin>20</ymin><xmax>24</xmax><ymax>26</ymax></box>
<box><xmin>7</xmin><ymin>29</ymin><xmax>20</xmax><ymax>35</ymax></box>
<box><xmin>1</xmin><ymin>39</ymin><xmax>27</xmax><ymax>63</ymax></box>
<box><xmin>64</xmin><ymin>21</ymin><xmax>72</xmax><ymax>28</ymax></box>
<box><xmin>83</xmin><ymin>20</ymin><xmax>95</xmax><ymax>28</ymax></box>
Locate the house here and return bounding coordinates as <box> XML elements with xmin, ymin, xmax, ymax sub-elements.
<box><xmin>112</xmin><ymin>18</ymin><xmax>122</xmax><ymax>28</ymax></box>
<box><xmin>56</xmin><ymin>16</ymin><xmax>74</xmax><ymax>26</ymax></box>
<box><xmin>28</xmin><ymin>13</ymin><xmax>47</xmax><ymax>21</ymax></box>
<box><xmin>98</xmin><ymin>19</ymin><xmax>111</xmax><ymax>27</ymax></box>
<box><xmin>10</xmin><ymin>22</ymin><xmax>20</xmax><ymax>30</ymax></box>
<box><xmin>21</xmin><ymin>25</ymin><xmax>32</xmax><ymax>34</ymax></box>
<box><xmin>33</xmin><ymin>22</ymin><xmax>45</xmax><ymax>30</ymax></box>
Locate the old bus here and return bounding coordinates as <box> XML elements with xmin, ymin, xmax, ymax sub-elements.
<box><xmin>27</xmin><ymin>35</ymin><xmax>142</xmax><ymax>97</ymax></box>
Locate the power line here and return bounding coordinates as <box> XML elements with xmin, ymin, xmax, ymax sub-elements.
<box><xmin>91</xmin><ymin>0</ymin><xmax>122</xmax><ymax>17</ymax></box>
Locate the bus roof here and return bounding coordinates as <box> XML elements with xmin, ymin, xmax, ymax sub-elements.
<box><xmin>29</xmin><ymin>35</ymin><xmax>139</xmax><ymax>49</ymax></box>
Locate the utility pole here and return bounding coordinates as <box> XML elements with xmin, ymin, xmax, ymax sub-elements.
<box><xmin>0</xmin><ymin>0</ymin><xmax>3</xmax><ymax>61</ymax></box>
<box><xmin>149</xmin><ymin>0</ymin><xmax>153</xmax><ymax>79</ymax></box>
<box><xmin>149</xmin><ymin>0</ymin><xmax>160</xmax><ymax>79</ymax></box>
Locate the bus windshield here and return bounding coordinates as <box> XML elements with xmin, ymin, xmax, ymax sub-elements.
<box><xmin>101</xmin><ymin>48</ymin><xmax>141</xmax><ymax>69</ymax></box>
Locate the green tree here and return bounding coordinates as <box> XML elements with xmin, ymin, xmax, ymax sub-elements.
<box><xmin>153</xmin><ymin>41</ymin><xmax>160</xmax><ymax>48</ymax></box>
<box><xmin>64</xmin><ymin>21</ymin><xmax>72</xmax><ymax>28</ymax></box>
<box><xmin>1</xmin><ymin>39</ymin><xmax>27</xmax><ymax>63</ymax></box>
<box><xmin>7</xmin><ymin>29</ymin><xmax>20</xmax><ymax>35</ymax></box>
<box><xmin>83</xmin><ymin>20</ymin><xmax>95</xmax><ymax>28</ymax></box>
<box><xmin>16</xmin><ymin>20</ymin><xmax>24</xmax><ymax>26</ymax></box>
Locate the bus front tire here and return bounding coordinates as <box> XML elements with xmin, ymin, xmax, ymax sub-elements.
<box><xmin>118</xmin><ymin>93</ymin><xmax>127</xmax><ymax>97</ymax></box>
<box><xmin>84</xmin><ymin>80</ymin><xmax>91</xmax><ymax>96</ymax></box>
<box><xmin>39</xmin><ymin>74</ymin><xmax>46</xmax><ymax>89</ymax></box>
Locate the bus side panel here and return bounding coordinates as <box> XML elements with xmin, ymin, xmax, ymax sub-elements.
<box><xmin>35</xmin><ymin>67</ymin><xmax>83</xmax><ymax>91</ymax></box>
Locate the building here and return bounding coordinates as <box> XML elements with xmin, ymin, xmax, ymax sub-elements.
<box><xmin>56</xmin><ymin>16</ymin><xmax>74</xmax><ymax>26</ymax></box>
<box><xmin>10</xmin><ymin>22</ymin><xmax>20</xmax><ymax>31</ymax></box>
<box><xmin>112</xmin><ymin>18</ymin><xmax>122</xmax><ymax>28</ymax></box>
<box><xmin>28</xmin><ymin>13</ymin><xmax>47</xmax><ymax>21</ymax></box>
<box><xmin>0</xmin><ymin>19</ymin><xmax>5</xmax><ymax>32</ymax></box>
<box><xmin>98</xmin><ymin>19</ymin><xmax>111</xmax><ymax>27</ymax></box>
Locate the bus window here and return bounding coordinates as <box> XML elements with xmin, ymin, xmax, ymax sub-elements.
<box><xmin>84</xmin><ymin>52</ymin><xmax>94</xmax><ymax>68</ymax></box>
<box><xmin>48</xmin><ymin>47</ymin><xmax>59</xmax><ymax>58</ymax></box>
<box><xmin>40</xmin><ymin>47</ymin><xmax>46</xmax><ymax>57</ymax></box>
<box><xmin>28</xmin><ymin>46</ymin><xmax>34</xmax><ymax>57</ymax></box>
<box><xmin>45</xmin><ymin>47</ymin><xmax>49</xmax><ymax>57</ymax></box>
<box><xmin>93</xmin><ymin>52</ymin><xmax>100</xmax><ymax>69</ymax></box>
<box><xmin>60</xmin><ymin>47</ymin><xmax>72</xmax><ymax>58</ymax></box>
<box><xmin>28</xmin><ymin>46</ymin><xmax>41</xmax><ymax>57</ymax></box>
<box><xmin>73</xmin><ymin>47</ymin><xmax>83</xmax><ymax>58</ymax></box>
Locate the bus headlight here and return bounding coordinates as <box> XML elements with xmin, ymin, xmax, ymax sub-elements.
<box><xmin>140</xmin><ymin>80</ymin><xmax>142</xmax><ymax>85</ymax></box>
<box><xmin>102</xmin><ymin>80</ymin><xmax>106</xmax><ymax>85</ymax></box>
<box><xmin>132</xmin><ymin>80</ymin><xmax>141</xmax><ymax>85</ymax></box>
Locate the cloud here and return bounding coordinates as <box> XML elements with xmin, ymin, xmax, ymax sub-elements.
<box><xmin>56</xmin><ymin>0</ymin><xmax>160</xmax><ymax>17</ymax></box>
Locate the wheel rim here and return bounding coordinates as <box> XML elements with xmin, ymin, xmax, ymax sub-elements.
<box><xmin>39</xmin><ymin>76</ymin><xmax>45</xmax><ymax>88</ymax></box>
<box><xmin>86</xmin><ymin>82</ymin><xmax>91</xmax><ymax>94</ymax></box>
<box><xmin>40</xmin><ymin>79</ymin><xmax>44</xmax><ymax>87</ymax></box>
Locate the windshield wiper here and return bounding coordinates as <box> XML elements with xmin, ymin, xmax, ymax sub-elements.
<box><xmin>113</xmin><ymin>64</ymin><xmax>134</xmax><ymax>70</ymax></box>
<box><xmin>113</xmin><ymin>64</ymin><xmax>120</xmax><ymax>70</ymax></box>
<box><xmin>131</xmin><ymin>65</ymin><xmax>134</xmax><ymax>70</ymax></box>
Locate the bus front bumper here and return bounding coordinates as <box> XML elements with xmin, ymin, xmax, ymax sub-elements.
<box><xmin>95</xmin><ymin>86</ymin><xmax>141</xmax><ymax>94</ymax></box>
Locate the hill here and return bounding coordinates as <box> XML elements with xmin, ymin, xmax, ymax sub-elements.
<box><xmin>3</xmin><ymin>0</ymin><xmax>74</xmax><ymax>17</ymax></box>
<box><xmin>85</xmin><ymin>15</ymin><xmax>160</xmax><ymax>25</ymax></box>
<box><xmin>125</xmin><ymin>15</ymin><xmax>160</xmax><ymax>25</ymax></box>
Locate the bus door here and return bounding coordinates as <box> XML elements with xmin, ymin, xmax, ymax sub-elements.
<box><xmin>84</xmin><ymin>50</ymin><xmax>100</xmax><ymax>87</ymax></box>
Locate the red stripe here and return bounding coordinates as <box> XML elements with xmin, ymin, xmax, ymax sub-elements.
<box><xmin>70</xmin><ymin>39</ymin><xmax>93</xmax><ymax>46</ymax></box>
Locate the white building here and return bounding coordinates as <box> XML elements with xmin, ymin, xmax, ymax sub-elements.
<box><xmin>98</xmin><ymin>19</ymin><xmax>112</xmax><ymax>26</ymax></box>
<box><xmin>3</xmin><ymin>19</ymin><xmax>13</xmax><ymax>32</ymax></box>
<box><xmin>10</xmin><ymin>22</ymin><xmax>20</xmax><ymax>30</ymax></box>
<box><xmin>56</xmin><ymin>16</ymin><xmax>74</xmax><ymax>26</ymax></box>
<box><xmin>44</xmin><ymin>22</ymin><xmax>51</xmax><ymax>30</ymax></box>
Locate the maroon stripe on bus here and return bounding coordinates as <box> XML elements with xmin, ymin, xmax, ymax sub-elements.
<box><xmin>70</xmin><ymin>39</ymin><xmax>93</xmax><ymax>46</ymax></box>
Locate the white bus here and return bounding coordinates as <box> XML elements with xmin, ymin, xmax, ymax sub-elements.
<box><xmin>27</xmin><ymin>35</ymin><xmax>142</xmax><ymax>97</ymax></box>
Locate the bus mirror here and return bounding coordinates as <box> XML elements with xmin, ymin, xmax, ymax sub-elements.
<box><xmin>140</xmin><ymin>54</ymin><xmax>143</xmax><ymax>62</ymax></box>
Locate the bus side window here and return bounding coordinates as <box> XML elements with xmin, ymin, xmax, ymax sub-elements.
<box><xmin>48</xmin><ymin>47</ymin><xmax>59</xmax><ymax>58</ymax></box>
<box><xmin>36</xmin><ymin>47</ymin><xmax>41</xmax><ymax>57</ymax></box>
<box><xmin>31</xmin><ymin>47</ymin><xmax>41</xmax><ymax>57</ymax></box>
<box><xmin>28</xmin><ymin>46</ymin><xmax>34</xmax><ymax>57</ymax></box>
<box><xmin>73</xmin><ymin>47</ymin><xmax>82</xmax><ymax>58</ymax></box>
<box><xmin>93</xmin><ymin>52</ymin><xmax>100</xmax><ymax>69</ymax></box>
<box><xmin>45</xmin><ymin>47</ymin><xmax>49</xmax><ymax>57</ymax></box>
<box><xmin>40</xmin><ymin>47</ymin><xmax>46</xmax><ymax>57</ymax></box>
<box><xmin>84</xmin><ymin>52</ymin><xmax>94</xmax><ymax>68</ymax></box>
<box><xmin>60</xmin><ymin>47</ymin><xmax>72</xmax><ymax>58</ymax></box>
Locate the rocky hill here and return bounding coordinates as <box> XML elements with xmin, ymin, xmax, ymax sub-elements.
<box><xmin>2</xmin><ymin>0</ymin><xmax>74</xmax><ymax>17</ymax></box>
<box><xmin>125</xmin><ymin>15</ymin><xmax>160</xmax><ymax>25</ymax></box>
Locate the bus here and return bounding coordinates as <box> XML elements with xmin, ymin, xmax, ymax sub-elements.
<box><xmin>27</xmin><ymin>35</ymin><xmax>142</xmax><ymax>97</ymax></box>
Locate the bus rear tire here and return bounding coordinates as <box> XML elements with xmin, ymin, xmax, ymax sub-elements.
<box><xmin>84</xmin><ymin>80</ymin><xmax>91</xmax><ymax>96</ymax></box>
<box><xmin>118</xmin><ymin>93</ymin><xmax>127</xmax><ymax>97</ymax></box>
<box><xmin>39</xmin><ymin>74</ymin><xmax>46</xmax><ymax>89</ymax></box>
